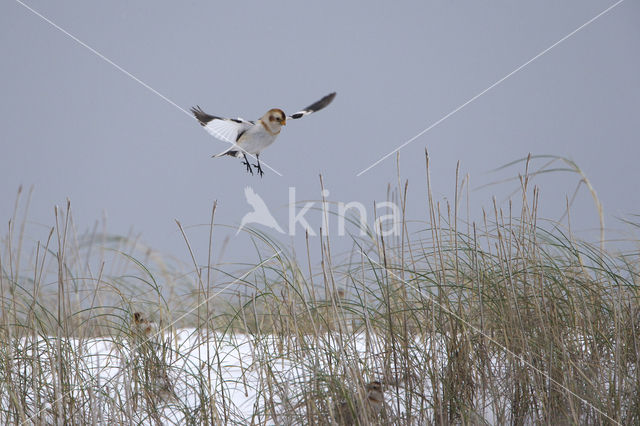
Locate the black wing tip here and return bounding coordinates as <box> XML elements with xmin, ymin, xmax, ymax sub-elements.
<box><xmin>190</xmin><ymin>105</ymin><xmax>219</xmax><ymax>126</ymax></box>
<box><xmin>314</xmin><ymin>92</ymin><xmax>336</xmax><ymax>110</ymax></box>
<box><xmin>290</xmin><ymin>92</ymin><xmax>337</xmax><ymax>119</ymax></box>
<box><xmin>190</xmin><ymin>105</ymin><xmax>207</xmax><ymax>125</ymax></box>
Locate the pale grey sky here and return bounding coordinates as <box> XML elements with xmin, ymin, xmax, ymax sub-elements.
<box><xmin>1</xmin><ymin>1</ymin><xmax>639</xmax><ymax>266</ymax></box>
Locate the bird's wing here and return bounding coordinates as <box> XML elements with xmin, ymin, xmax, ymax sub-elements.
<box><xmin>191</xmin><ymin>106</ymin><xmax>254</xmax><ymax>143</ymax></box>
<box><xmin>288</xmin><ymin>92</ymin><xmax>337</xmax><ymax>120</ymax></box>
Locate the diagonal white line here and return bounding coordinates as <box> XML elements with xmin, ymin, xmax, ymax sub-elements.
<box><xmin>356</xmin><ymin>0</ymin><xmax>626</xmax><ymax>177</ymax></box>
<box><xmin>14</xmin><ymin>0</ymin><xmax>284</xmax><ymax>177</ymax></box>
<box><xmin>359</xmin><ymin>250</ymin><xmax>621</xmax><ymax>425</ymax></box>
<box><xmin>22</xmin><ymin>250</ymin><xmax>282</xmax><ymax>425</ymax></box>
<box><xmin>14</xmin><ymin>0</ymin><xmax>191</xmax><ymax>118</ymax></box>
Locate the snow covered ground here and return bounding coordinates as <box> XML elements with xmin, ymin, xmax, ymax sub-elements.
<box><xmin>8</xmin><ymin>325</ymin><xmax>623</xmax><ymax>425</ymax></box>
<box><xmin>11</xmin><ymin>328</ymin><xmax>456</xmax><ymax>425</ymax></box>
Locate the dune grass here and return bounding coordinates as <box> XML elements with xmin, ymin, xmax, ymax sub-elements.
<box><xmin>1</xmin><ymin>156</ymin><xmax>638</xmax><ymax>425</ymax></box>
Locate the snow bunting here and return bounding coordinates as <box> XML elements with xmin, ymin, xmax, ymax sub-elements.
<box><xmin>133</xmin><ymin>312</ymin><xmax>154</xmax><ymax>336</ymax></box>
<box><xmin>191</xmin><ymin>92</ymin><xmax>336</xmax><ymax>176</ymax></box>
<box><xmin>335</xmin><ymin>381</ymin><xmax>385</xmax><ymax>425</ymax></box>
<box><xmin>132</xmin><ymin>312</ymin><xmax>164</xmax><ymax>342</ymax></box>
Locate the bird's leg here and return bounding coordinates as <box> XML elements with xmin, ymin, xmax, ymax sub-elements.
<box><xmin>252</xmin><ymin>154</ymin><xmax>264</xmax><ymax>177</ymax></box>
<box><xmin>242</xmin><ymin>153</ymin><xmax>254</xmax><ymax>175</ymax></box>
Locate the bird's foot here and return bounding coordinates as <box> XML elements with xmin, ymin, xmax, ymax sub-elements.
<box><xmin>252</xmin><ymin>162</ymin><xmax>264</xmax><ymax>177</ymax></box>
<box><xmin>242</xmin><ymin>159</ymin><xmax>254</xmax><ymax>175</ymax></box>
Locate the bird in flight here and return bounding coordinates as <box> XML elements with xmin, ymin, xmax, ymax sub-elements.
<box><xmin>191</xmin><ymin>92</ymin><xmax>336</xmax><ymax>177</ymax></box>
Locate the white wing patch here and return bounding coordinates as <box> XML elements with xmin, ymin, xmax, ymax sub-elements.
<box><xmin>191</xmin><ymin>106</ymin><xmax>254</xmax><ymax>144</ymax></box>
<box><xmin>203</xmin><ymin>119</ymin><xmax>250</xmax><ymax>144</ymax></box>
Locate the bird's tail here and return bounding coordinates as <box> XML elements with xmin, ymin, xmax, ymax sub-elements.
<box><xmin>212</xmin><ymin>146</ymin><xmax>242</xmax><ymax>158</ymax></box>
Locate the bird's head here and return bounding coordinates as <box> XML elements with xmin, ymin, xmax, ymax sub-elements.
<box><xmin>365</xmin><ymin>381</ymin><xmax>385</xmax><ymax>405</ymax></box>
<box><xmin>261</xmin><ymin>108</ymin><xmax>286</xmax><ymax>133</ymax></box>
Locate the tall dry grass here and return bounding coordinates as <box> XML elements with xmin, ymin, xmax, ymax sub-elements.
<box><xmin>0</xmin><ymin>156</ymin><xmax>638</xmax><ymax>425</ymax></box>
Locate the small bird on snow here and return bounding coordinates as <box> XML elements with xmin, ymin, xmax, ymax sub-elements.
<box><xmin>191</xmin><ymin>92</ymin><xmax>336</xmax><ymax>177</ymax></box>
<box><xmin>335</xmin><ymin>381</ymin><xmax>385</xmax><ymax>425</ymax></box>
